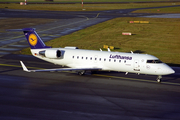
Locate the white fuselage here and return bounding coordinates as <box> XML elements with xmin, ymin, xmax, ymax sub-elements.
<box><xmin>31</xmin><ymin>48</ymin><xmax>175</xmax><ymax>76</ymax></box>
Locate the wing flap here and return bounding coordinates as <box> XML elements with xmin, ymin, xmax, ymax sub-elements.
<box><xmin>20</xmin><ymin>61</ymin><xmax>101</xmax><ymax>72</ymax></box>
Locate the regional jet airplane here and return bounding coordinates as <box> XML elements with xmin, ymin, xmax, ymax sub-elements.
<box><xmin>19</xmin><ymin>28</ymin><xmax>175</xmax><ymax>82</ymax></box>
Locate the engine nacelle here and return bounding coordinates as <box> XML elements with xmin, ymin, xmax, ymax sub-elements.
<box><xmin>39</xmin><ymin>50</ymin><xmax>61</xmax><ymax>59</ymax></box>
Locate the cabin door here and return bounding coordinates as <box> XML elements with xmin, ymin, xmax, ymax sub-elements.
<box><xmin>134</xmin><ymin>59</ymin><xmax>140</xmax><ymax>71</ymax></box>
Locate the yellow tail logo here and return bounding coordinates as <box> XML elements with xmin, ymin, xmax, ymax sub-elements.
<box><xmin>29</xmin><ymin>34</ymin><xmax>37</xmax><ymax>46</ymax></box>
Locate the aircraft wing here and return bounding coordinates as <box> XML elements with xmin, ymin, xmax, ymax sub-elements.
<box><xmin>20</xmin><ymin>61</ymin><xmax>101</xmax><ymax>72</ymax></box>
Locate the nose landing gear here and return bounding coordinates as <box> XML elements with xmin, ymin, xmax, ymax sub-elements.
<box><xmin>157</xmin><ymin>75</ymin><xmax>162</xmax><ymax>83</ymax></box>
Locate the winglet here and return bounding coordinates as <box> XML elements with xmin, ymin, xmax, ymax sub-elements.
<box><xmin>20</xmin><ymin>61</ymin><xmax>30</xmax><ymax>72</ymax></box>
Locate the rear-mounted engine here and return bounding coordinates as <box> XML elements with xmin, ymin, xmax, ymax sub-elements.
<box><xmin>39</xmin><ymin>50</ymin><xmax>61</xmax><ymax>58</ymax></box>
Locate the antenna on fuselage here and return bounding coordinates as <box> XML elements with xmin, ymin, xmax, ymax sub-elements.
<box><xmin>107</xmin><ymin>48</ymin><xmax>111</xmax><ymax>52</ymax></box>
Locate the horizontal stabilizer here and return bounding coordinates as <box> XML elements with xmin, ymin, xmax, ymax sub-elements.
<box><xmin>7</xmin><ymin>29</ymin><xmax>25</xmax><ymax>31</ymax></box>
<box><xmin>20</xmin><ymin>61</ymin><xmax>101</xmax><ymax>72</ymax></box>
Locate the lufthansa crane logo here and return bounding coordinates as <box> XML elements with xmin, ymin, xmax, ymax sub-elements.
<box><xmin>29</xmin><ymin>34</ymin><xmax>37</xmax><ymax>46</ymax></box>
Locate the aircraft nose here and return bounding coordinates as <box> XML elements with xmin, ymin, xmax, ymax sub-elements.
<box><xmin>169</xmin><ymin>68</ymin><xmax>175</xmax><ymax>74</ymax></box>
<box><xmin>164</xmin><ymin>67</ymin><xmax>175</xmax><ymax>75</ymax></box>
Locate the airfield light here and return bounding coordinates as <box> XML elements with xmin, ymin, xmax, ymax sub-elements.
<box><xmin>25</xmin><ymin>0</ymin><xmax>27</xmax><ymax>5</ymax></box>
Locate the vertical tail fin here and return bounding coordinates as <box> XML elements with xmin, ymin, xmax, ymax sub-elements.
<box><xmin>22</xmin><ymin>28</ymin><xmax>51</xmax><ymax>49</ymax></box>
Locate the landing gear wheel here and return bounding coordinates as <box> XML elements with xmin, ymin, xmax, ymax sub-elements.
<box><xmin>157</xmin><ymin>75</ymin><xmax>162</xmax><ymax>83</ymax></box>
<box><xmin>157</xmin><ymin>79</ymin><xmax>161</xmax><ymax>83</ymax></box>
<box><xmin>78</xmin><ymin>71</ymin><xmax>85</xmax><ymax>76</ymax></box>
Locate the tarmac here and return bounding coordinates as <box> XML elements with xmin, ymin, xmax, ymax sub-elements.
<box><xmin>0</xmin><ymin>5</ymin><xmax>180</xmax><ymax>120</ymax></box>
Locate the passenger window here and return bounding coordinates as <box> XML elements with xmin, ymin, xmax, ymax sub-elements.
<box><xmin>86</xmin><ymin>57</ymin><xmax>88</xmax><ymax>60</ymax></box>
<box><xmin>104</xmin><ymin>59</ymin><xmax>106</xmax><ymax>61</ymax></box>
<box><xmin>77</xmin><ymin>56</ymin><xmax>79</xmax><ymax>59</ymax></box>
<box><xmin>109</xmin><ymin>59</ymin><xmax>111</xmax><ymax>62</ymax></box>
<box><xmin>119</xmin><ymin>60</ymin><xmax>121</xmax><ymax>63</ymax></box>
<box><xmin>72</xmin><ymin>56</ymin><xmax>74</xmax><ymax>58</ymax></box>
<box><xmin>99</xmin><ymin>58</ymin><xmax>101</xmax><ymax>61</ymax></box>
<box><xmin>114</xmin><ymin>60</ymin><xmax>116</xmax><ymax>62</ymax></box>
<box><xmin>90</xmin><ymin>57</ymin><xmax>92</xmax><ymax>60</ymax></box>
<box><xmin>82</xmin><ymin>57</ymin><xmax>83</xmax><ymax>59</ymax></box>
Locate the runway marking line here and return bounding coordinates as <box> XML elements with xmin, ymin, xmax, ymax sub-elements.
<box><xmin>93</xmin><ymin>74</ymin><xmax>180</xmax><ymax>86</ymax></box>
<box><xmin>38</xmin><ymin>17</ymin><xmax>89</xmax><ymax>33</ymax></box>
<box><xmin>93</xmin><ymin>74</ymin><xmax>157</xmax><ymax>83</ymax></box>
<box><xmin>95</xmin><ymin>13</ymin><xmax>100</xmax><ymax>18</ymax></box>
<box><xmin>3</xmin><ymin>17</ymin><xmax>89</xmax><ymax>41</ymax></box>
<box><xmin>5</xmin><ymin>12</ymin><xmax>101</xmax><ymax>41</ymax></box>
<box><xmin>1</xmin><ymin>63</ymin><xmax>180</xmax><ymax>86</ymax></box>
<box><xmin>0</xmin><ymin>63</ymin><xmax>41</xmax><ymax>70</ymax></box>
<box><xmin>1</xmin><ymin>35</ymin><xmax>24</xmax><ymax>42</ymax></box>
<box><xmin>40</xmin><ymin>13</ymin><xmax>101</xmax><ymax>33</ymax></box>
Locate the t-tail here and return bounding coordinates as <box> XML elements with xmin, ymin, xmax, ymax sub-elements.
<box><xmin>23</xmin><ymin>28</ymin><xmax>51</xmax><ymax>49</ymax></box>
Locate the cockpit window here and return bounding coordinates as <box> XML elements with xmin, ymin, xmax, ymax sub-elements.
<box><xmin>147</xmin><ymin>59</ymin><xmax>162</xmax><ymax>64</ymax></box>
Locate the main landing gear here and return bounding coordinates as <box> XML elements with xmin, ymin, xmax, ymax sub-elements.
<box><xmin>78</xmin><ymin>70</ymin><xmax>85</xmax><ymax>76</ymax></box>
<box><xmin>157</xmin><ymin>75</ymin><xmax>162</xmax><ymax>83</ymax></box>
